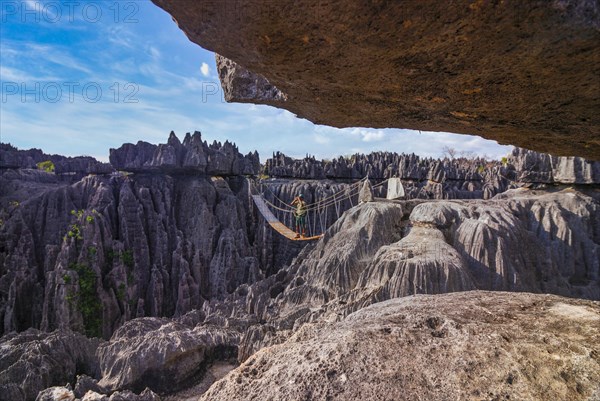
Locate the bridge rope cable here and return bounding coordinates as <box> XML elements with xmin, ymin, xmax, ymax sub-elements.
<box><xmin>303</xmin><ymin>177</ymin><xmax>368</xmax><ymax>208</ymax></box>
<box><xmin>256</xmin><ymin>177</ymin><xmax>389</xmax><ymax>214</ymax></box>
<box><xmin>252</xmin><ymin>176</ymin><xmax>391</xmax><ymax>239</ymax></box>
<box><xmin>259</xmin><ymin>181</ymin><xmax>294</xmax><ymax>209</ymax></box>
<box><xmin>303</xmin><ymin>183</ymin><xmax>365</xmax><ymax>212</ymax></box>
<box><xmin>257</xmin><ymin>176</ymin><xmax>369</xmax><ymax>211</ymax></box>
<box><xmin>264</xmin><ymin>184</ymin><xmax>360</xmax><ymax>222</ymax></box>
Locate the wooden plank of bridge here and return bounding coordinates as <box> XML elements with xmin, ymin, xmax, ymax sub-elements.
<box><xmin>252</xmin><ymin>195</ymin><xmax>323</xmax><ymax>241</ymax></box>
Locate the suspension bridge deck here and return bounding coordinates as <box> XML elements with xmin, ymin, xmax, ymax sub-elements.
<box><xmin>252</xmin><ymin>195</ymin><xmax>323</xmax><ymax>241</ymax></box>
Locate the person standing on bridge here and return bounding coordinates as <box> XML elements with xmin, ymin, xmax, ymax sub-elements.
<box><xmin>291</xmin><ymin>193</ymin><xmax>307</xmax><ymax>238</ymax></box>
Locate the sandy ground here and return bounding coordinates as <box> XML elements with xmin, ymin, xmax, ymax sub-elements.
<box><xmin>164</xmin><ymin>361</ymin><xmax>237</xmax><ymax>401</ymax></box>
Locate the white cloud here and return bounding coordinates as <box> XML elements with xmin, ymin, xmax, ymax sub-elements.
<box><xmin>149</xmin><ymin>47</ymin><xmax>161</xmax><ymax>60</ymax></box>
<box><xmin>200</xmin><ymin>62</ymin><xmax>210</xmax><ymax>77</ymax></box>
<box><xmin>361</xmin><ymin>130</ymin><xmax>385</xmax><ymax>142</ymax></box>
<box><xmin>313</xmin><ymin>133</ymin><xmax>331</xmax><ymax>144</ymax></box>
<box><xmin>0</xmin><ymin>65</ymin><xmax>59</xmax><ymax>82</ymax></box>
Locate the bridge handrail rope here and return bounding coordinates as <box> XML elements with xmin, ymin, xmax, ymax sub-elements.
<box><xmin>303</xmin><ymin>184</ymin><xmax>362</xmax><ymax>212</ymax></box>
<box><xmin>251</xmin><ymin>176</ymin><xmax>391</xmax><ymax>241</ymax></box>
<box><xmin>257</xmin><ymin>176</ymin><xmax>369</xmax><ymax>211</ymax></box>
<box><xmin>304</xmin><ymin>176</ymin><xmax>367</xmax><ymax>208</ymax></box>
<box><xmin>260</xmin><ymin>181</ymin><xmax>295</xmax><ymax>209</ymax></box>
<box><xmin>256</xmin><ymin>176</ymin><xmax>388</xmax><ymax>212</ymax></box>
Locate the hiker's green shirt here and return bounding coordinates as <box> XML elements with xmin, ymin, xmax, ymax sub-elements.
<box><xmin>295</xmin><ymin>200</ymin><xmax>307</xmax><ymax>217</ymax></box>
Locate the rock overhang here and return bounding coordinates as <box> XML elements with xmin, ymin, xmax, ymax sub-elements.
<box><xmin>150</xmin><ymin>0</ymin><xmax>600</xmax><ymax>160</ymax></box>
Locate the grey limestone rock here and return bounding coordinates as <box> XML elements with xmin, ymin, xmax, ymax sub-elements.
<box><xmin>202</xmin><ymin>188</ymin><xmax>600</xmax><ymax>370</ymax></box>
<box><xmin>35</xmin><ymin>386</ymin><xmax>75</xmax><ymax>401</ymax></box>
<box><xmin>199</xmin><ymin>292</ymin><xmax>600</xmax><ymax>401</ymax></box>
<box><xmin>81</xmin><ymin>392</ymin><xmax>109</xmax><ymax>401</ymax></box>
<box><xmin>0</xmin><ymin>383</ymin><xmax>24</xmax><ymax>401</ymax></box>
<box><xmin>74</xmin><ymin>375</ymin><xmax>104</xmax><ymax>399</ymax></box>
<box><xmin>216</xmin><ymin>54</ymin><xmax>288</xmax><ymax>104</ymax></box>
<box><xmin>264</xmin><ymin>151</ymin><xmax>515</xmax><ymax>200</ymax></box>
<box><xmin>0</xmin><ymin>329</ymin><xmax>100</xmax><ymax>401</ymax></box>
<box><xmin>109</xmin><ymin>132</ymin><xmax>259</xmax><ymax>176</ymax></box>
<box><xmin>108</xmin><ymin>389</ymin><xmax>160</xmax><ymax>401</ymax></box>
<box><xmin>0</xmin><ymin>171</ymin><xmax>263</xmax><ymax>338</ymax></box>
<box><xmin>358</xmin><ymin>179</ymin><xmax>373</xmax><ymax>203</ymax></box>
<box><xmin>510</xmin><ymin>147</ymin><xmax>600</xmax><ymax>184</ymax></box>
<box><xmin>0</xmin><ymin>144</ymin><xmax>113</xmax><ymax>176</ymax></box>
<box><xmin>97</xmin><ymin>317</ymin><xmax>238</xmax><ymax>394</ymax></box>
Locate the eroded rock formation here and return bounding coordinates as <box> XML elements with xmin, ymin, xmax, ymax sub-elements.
<box><xmin>109</xmin><ymin>131</ymin><xmax>259</xmax><ymax>176</ymax></box>
<box><xmin>2</xmin><ymin>135</ymin><xmax>600</xmax><ymax>399</ymax></box>
<box><xmin>200</xmin><ymin>291</ymin><xmax>600</xmax><ymax>401</ymax></box>
<box><xmin>0</xmin><ymin>172</ymin><xmax>262</xmax><ymax>338</ymax></box>
<box><xmin>97</xmin><ymin>317</ymin><xmax>238</xmax><ymax>394</ymax></box>
<box><xmin>0</xmin><ymin>143</ymin><xmax>113</xmax><ymax>176</ymax></box>
<box><xmin>150</xmin><ymin>0</ymin><xmax>600</xmax><ymax>158</ymax></box>
<box><xmin>197</xmin><ymin>188</ymin><xmax>600</xmax><ymax>371</ymax></box>
<box><xmin>264</xmin><ymin>147</ymin><xmax>600</xmax><ymax>200</ymax></box>
<box><xmin>510</xmin><ymin>146</ymin><xmax>600</xmax><ymax>184</ymax></box>
<box><xmin>0</xmin><ymin>329</ymin><xmax>100</xmax><ymax>401</ymax></box>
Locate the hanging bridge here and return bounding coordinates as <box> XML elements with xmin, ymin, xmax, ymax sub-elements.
<box><xmin>251</xmin><ymin>177</ymin><xmax>399</xmax><ymax>241</ymax></box>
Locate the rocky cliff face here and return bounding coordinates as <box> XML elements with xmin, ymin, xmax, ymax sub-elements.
<box><xmin>510</xmin><ymin>146</ymin><xmax>600</xmax><ymax>184</ymax></box>
<box><xmin>0</xmin><ymin>329</ymin><xmax>100</xmax><ymax>401</ymax></box>
<box><xmin>265</xmin><ymin>151</ymin><xmax>512</xmax><ymax>201</ymax></box>
<box><xmin>0</xmin><ymin>172</ymin><xmax>263</xmax><ymax>339</ymax></box>
<box><xmin>264</xmin><ymin>147</ymin><xmax>600</xmax><ymax>200</ymax></box>
<box><xmin>109</xmin><ymin>131</ymin><xmax>259</xmax><ymax>176</ymax></box>
<box><xmin>0</xmin><ymin>143</ymin><xmax>113</xmax><ymax>176</ymax></box>
<box><xmin>3</xmin><ymin>138</ymin><xmax>598</xmax><ymax>342</ymax></box>
<box><xmin>150</xmin><ymin>0</ymin><xmax>600</xmax><ymax>159</ymax></box>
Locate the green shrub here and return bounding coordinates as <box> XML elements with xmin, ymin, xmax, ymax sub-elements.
<box><xmin>67</xmin><ymin>223</ymin><xmax>83</xmax><ymax>240</ymax></box>
<box><xmin>121</xmin><ymin>249</ymin><xmax>134</xmax><ymax>269</ymax></box>
<box><xmin>37</xmin><ymin>160</ymin><xmax>55</xmax><ymax>173</ymax></box>
<box><xmin>65</xmin><ymin>210</ymin><xmax>96</xmax><ymax>244</ymax></box>
<box><xmin>68</xmin><ymin>262</ymin><xmax>102</xmax><ymax>338</ymax></box>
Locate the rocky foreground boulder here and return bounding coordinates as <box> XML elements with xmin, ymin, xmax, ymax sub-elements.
<box><xmin>0</xmin><ymin>329</ymin><xmax>100</xmax><ymax>401</ymax></box>
<box><xmin>200</xmin><ymin>291</ymin><xmax>600</xmax><ymax>401</ymax></box>
<box><xmin>150</xmin><ymin>0</ymin><xmax>600</xmax><ymax>159</ymax></box>
<box><xmin>97</xmin><ymin>317</ymin><xmax>239</xmax><ymax>394</ymax></box>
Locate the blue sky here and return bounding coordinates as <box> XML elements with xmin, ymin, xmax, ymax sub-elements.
<box><xmin>0</xmin><ymin>0</ymin><xmax>512</xmax><ymax>162</ymax></box>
